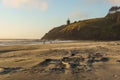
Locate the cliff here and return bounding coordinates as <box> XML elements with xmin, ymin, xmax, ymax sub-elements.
<box><xmin>41</xmin><ymin>6</ymin><xmax>120</xmax><ymax>40</ymax></box>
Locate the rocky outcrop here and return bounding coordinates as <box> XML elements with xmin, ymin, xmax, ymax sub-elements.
<box><xmin>107</xmin><ymin>6</ymin><xmax>120</xmax><ymax>22</ymax></box>
<box><xmin>109</xmin><ymin>6</ymin><xmax>120</xmax><ymax>14</ymax></box>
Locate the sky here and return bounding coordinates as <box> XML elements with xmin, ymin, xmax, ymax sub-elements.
<box><xmin>0</xmin><ymin>0</ymin><xmax>120</xmax><ymax>39</ymax></box>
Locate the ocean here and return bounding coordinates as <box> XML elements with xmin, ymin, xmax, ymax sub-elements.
<box><xmin>0</xmin><ymin>39</ymin><xmax>75</xmax><ymax>46</ymax></box>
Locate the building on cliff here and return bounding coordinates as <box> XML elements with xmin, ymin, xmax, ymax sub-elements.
<box><xmin>67</xmin><ymin>18</ymin><xmax>70</xmax><ymax>25</ymax></box>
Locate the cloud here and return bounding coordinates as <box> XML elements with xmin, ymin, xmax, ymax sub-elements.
<box><xmin>39</xmin><ymin>1</ymin><xmax>48</xmax><ymax>11</ymax></box>
<box><xmin>106</xmin><ymin>0</ymin><xmax>120</xmax><ymax>5</ymax></box>
<box><xmin>89</xmin><ymin>0</ymin><xmax>120</xmax><ymax>5</ymax></box>
<box><xmin>2</xmin><ymin>0</ymin><xmax>48</xmax><ymax>11</ymax></box>
<box><xmin>86</xmin><ymin>0</ymin><xmax>120</xmax><ymax>5</ymax></box>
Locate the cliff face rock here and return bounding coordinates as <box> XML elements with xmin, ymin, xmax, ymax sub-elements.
<box><xmin>41</xmin><ymin>6</ymin><xmax>120</xmax><ymax>40</ymax></box>
<box><xmin>107</xmin><ymin>6</ymin><xmax>120</xmax><ymax>22</ymax></box>
<box><xmin>109</xmin><ymin>6</ymin><xmax>120</xmax><ymax>14</ymax></box>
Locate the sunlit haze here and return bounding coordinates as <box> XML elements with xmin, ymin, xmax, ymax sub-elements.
<box><xmin>0</xmin><ymin>0</ymin><xmax>120</xmax><ymax>39</ymax></box>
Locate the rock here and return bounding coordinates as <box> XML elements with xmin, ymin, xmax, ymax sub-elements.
<box><xmin>95</xmin><ymin>53</ymin><xmax>103</xmax><ymax>58</ymax></box>
<box><xmin>116</xmin><ymin>60</ymin><xmax>120</xmax><ymax>62</ymax></box>
<box><xmin>50</xmin><ymin>68</ymin><xmax>64</xmax><ymax>72</ymax></box>
<box><xmin>0</xmin><ymin>67</ymin><xmax>21</xmax><ymax>75</ymax></box>
<box><xmin>71</xmin><ymin>53</ymin><xmax>75</xmax><ymax>56</ymax></box>
<box><xmin>100</xmin><ymin>57</ymin><xmax>109</xmax><ymax>62</ymax></box>
<box><xmin>0</xmin><ymin>68</ymin><xmax>4</xmax><ymax>73</ymax></box>
<box><xmin>113</xmin><ymin>74</ymin><xmax>118</xmax><ymax>78</ymax></box>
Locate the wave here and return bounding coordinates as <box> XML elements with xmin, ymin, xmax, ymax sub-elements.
<box><xmin>0</xmin><ymin>39</ymin><xmax>75</xmax><ymax>46</ymax></box>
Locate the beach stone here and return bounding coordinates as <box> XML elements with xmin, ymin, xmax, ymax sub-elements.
<box><xmin>113</xmin><ymin>74</ymin><xmax>118</xmax><ymax>78</ymax></box>
<box><xmin>116</xmin><ymin>60</ymin><xmax>120</xmax><ymax>62</ymax></box>
<box><xmin>100</xmin><ymin>57</ymin><xmax>109</xmax><ymax>62</ymax></box>
<box><xmin>0</xmin><ymin>68</ymin><xmax>4</xmax><ymax>73</ymax></box>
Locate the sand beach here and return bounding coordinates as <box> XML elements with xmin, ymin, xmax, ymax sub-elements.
<box><xmin>0</xmin><ymin>41</ymin><xmax>120</xmax><ymax>80</ymax></box>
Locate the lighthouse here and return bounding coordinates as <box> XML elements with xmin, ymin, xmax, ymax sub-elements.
<box><xmin>67</xmin><ymin>18</ymin><xmax>70</xmax><ymax>25</ymax></box>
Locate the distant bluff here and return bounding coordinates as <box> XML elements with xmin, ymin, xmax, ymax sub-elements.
<box><xmin>41</xmin><ymin>6</ymin><xmax>120</xmax><ymax>40</ymax></box>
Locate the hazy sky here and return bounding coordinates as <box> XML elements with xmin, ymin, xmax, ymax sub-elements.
<box><xmin>0</xmin><ymin>0</ymin><xmax>120</xmax><ymax>39</ymax></box>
